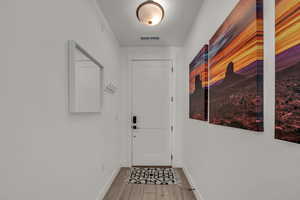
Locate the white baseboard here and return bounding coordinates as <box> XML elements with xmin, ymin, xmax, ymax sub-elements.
<box><xmin>182</xmin><ymin>167</ymin><xmax>204</xmax><ymax>200</ymax></box>
<box><xmin>97</xmin><ymin>167</ymin><xmax>120</xmax><ymax>200</ymax></box>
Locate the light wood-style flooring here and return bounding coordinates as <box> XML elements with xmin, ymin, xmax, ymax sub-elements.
<box><xmin>103</xmin><ymin>168</ymin><xmax>197</xmax><ymax>200</ymax></box>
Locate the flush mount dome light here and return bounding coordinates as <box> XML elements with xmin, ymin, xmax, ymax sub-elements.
<box><xmin>136</xmin><ymin>0</ymin><xmax>164</xmax><ymax>26</ymax></box>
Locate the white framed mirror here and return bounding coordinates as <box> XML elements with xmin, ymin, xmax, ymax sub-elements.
<box><xmin>68</xmin><ymin>40</ymin><xmax>104</xmax><ymax>113</ymax></box>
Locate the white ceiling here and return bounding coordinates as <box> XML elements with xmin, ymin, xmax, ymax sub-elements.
<box><xmin>96</xmin><ymin>0</ymin><xmax>203</xmax><ymax>46</ymax></box>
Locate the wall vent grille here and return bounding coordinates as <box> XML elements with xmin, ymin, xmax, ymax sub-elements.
<box><xmin>140</xmin><ymin>36</ymin><xmax>160</xmax><ymax>40</ymax></box>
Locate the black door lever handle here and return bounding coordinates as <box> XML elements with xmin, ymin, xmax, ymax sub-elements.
<box><xmin>132</xmin><ymin>125</ymin><xmax>138</xmax><ymax>130</ymax></box>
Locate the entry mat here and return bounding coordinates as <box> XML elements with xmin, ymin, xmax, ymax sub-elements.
<box><xmin>128</xmin><ymin>167</ymin><xmax>177</xmax><ymax>185</ymax></box>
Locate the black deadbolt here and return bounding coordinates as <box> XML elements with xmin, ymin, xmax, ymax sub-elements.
<box><xmin>132</xmin><ymin>116</ymin><xmax>137</xmax><ymax>124</ymax></box>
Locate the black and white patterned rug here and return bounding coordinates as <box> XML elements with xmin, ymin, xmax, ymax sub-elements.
<box><xmin>128</xmin><ymin>167</ymin><xmax>177</xmax><ymax>185</ymax></box>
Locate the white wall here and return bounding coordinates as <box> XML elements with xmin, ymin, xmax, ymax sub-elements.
<box><xmin>120</xmin><ymin>47</ymin><xmax>184</xmax><ymax>168</ymax></box>
<box><xmin>181</xmin><ymin>0</ymin><xmax>300</xmax><ymax>200</ymax></box>
<box><xmin>0</xmin><ymin>0</ymin><xmax>122</xmax><ymax>200</ymax></box>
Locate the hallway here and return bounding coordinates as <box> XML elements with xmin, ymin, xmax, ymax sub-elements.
<box><xmin>103</xmin><ymin>168</ymin><xmax>196</xmax><ymax>200</ymax></box>
<box><xmin>1</xmin><ymin>0</ymin><xmax>300</xmax><ymax>200</ymax></box>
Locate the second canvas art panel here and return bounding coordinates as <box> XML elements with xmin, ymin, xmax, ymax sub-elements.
<box><xmin>208</xmin><ymin>0</ymin><xmax>264</xmax><ymax>131</ymax></box>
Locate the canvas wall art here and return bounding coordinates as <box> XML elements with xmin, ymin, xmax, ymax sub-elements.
<box><xmin>208</xmin><ymin>0</ymin><xmax>264</xmax><ymax>131</ymax></box>
<box><xmin>189</xmin><ymin>45</ymin><xmax>208</xmax><ymax>121</ymax></box>
<box><xmin>275</xmin><ymin>0</ymin><xmax>300</xmax><ymax>143</ymax></box>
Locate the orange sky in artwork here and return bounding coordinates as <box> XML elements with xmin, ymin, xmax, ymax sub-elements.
<box><xmin>209</xmin><ymin>0</ymin><xmax>263</xmax><ymax>86</ymax></box>
<box><xmin>276</xmin><ymin>0</ymin><xmax>300</xmax><ymax>55</ymax></box>
<box><xmin>210</xmin><ymin>0</ymin><xmax>256</xmax><ymax>43</ymax></box>
<box><xmin>189</xmin><ymin>63</ymin><xmax>208</xmax><ymax>93</ymax></box>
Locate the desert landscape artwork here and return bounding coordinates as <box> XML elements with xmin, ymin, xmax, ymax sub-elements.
<box><xmin>208</xmin><ymin>0</ymin><xmax>264</xmax><ymax>131</ymax></box>
<box><xmin>275</xmin><ymin>0</ymin><xmax>300</xmax><ymax>143</ymax></box>
<box><xmin>189</xmin><ymin>45</ymin><xmax>208</xmax><ymax>121</ymax></box>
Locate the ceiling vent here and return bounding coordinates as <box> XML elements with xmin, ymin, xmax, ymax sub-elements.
<box><xmin>140</xmin><ymin>36</ymin><xmax>160</xmax><ymax>40</ymax></box>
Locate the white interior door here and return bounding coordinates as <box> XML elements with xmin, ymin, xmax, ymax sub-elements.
<box><xmin>131</xmin><ymin>60</ymin><xmax>172</xmax><ymax>166</ymax></box>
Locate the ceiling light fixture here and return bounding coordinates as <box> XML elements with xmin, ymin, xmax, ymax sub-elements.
<box><xmin>136</xmin><ymin>0</ymin><xmax>165</xmax><ymax>26</ymax></box>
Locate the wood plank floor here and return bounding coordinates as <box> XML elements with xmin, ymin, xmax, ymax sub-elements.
<box><xmin>103</xmin><ymin>168</ymin><xmax>197</xmax><ymax>200</ymax></box>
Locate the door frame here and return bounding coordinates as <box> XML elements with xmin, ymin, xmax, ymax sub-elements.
<box><xmin>129</xmin><ymin>58</ymin><xmax>175</xmax><ymax>167</ymax></box>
